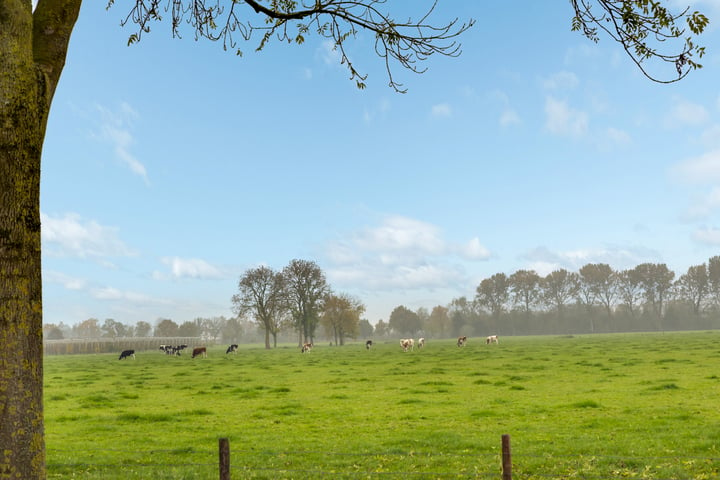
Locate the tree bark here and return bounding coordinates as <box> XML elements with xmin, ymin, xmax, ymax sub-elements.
<box><xmin>1</xmin><ymin>0</ymin><xmax>80</xmax><ymax>477</ymax></box>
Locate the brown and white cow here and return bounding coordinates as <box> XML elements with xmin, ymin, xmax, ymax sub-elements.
<box><xmin>457</xmin><ymin>336</ymin><xmax>467</xmax><ymax>347</ymax></box>
<box><xmin>301</xmin><ymin>342</ymin><xmax>313</xmax><ymax>353</ymax></box>
<box><xmin>486</xmin><ymin>335</ymin><xmax>499</xmax><ymax>344</ymax></box>
<box><xmin>418</xmin><ymin>338</ymin><xmax>425</xmax><ymax>349</ymax></box>
<box><xmin>191</xmin><ymin>347</ymin><xmax>207</xmax><ymax>358</ymax></box>
<box><xmin>400</xmin><ymin>339</ymin><xmax>414</xmax><ymax>352</ymax></box>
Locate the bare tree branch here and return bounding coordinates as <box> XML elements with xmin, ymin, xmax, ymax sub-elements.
<box><xmin>106</xmin><ymin>0</ymin><xmax>474</xmax><ymax>92</ymax></box>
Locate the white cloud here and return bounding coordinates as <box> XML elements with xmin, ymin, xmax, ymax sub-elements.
<box><xmin>692</xmin><ymin>226</ymin><xmax>720</xmax><ymax>245</ymax></box>
<box><xmin>159</xmin><ymin>256</ymin><xmax>224</xmax><ymax>279</ymax></box>
<box><xmin>604</xmin><ymin>127</ymin><xmax>631</xmax><ymax>146</ymax></box>
<box><xmin>544</xmin><ymin>96</ymin><xmax>588</xmax><ymax>137</ymax></box>
<box><xmin>521</xmin><ymin>245</ymin><xmax>661</xmax><ymax>274</ymax></box>
<box><xmin>499</xmin><ymin>109</ymin><xmax>521</xmax><ymax>127</ymax></box>
<box><xmin>41</xmin><ymin>212</ymin><xmax>135</xmax><ymax>259</ymax></box>
<box><xmin>458</xmin><ymin>237</ymin><xmax>491</xmax><ymax>261</ymax></box>
<box><xmin>94</xmin><ymin>102</ymin><xmax>149</xmax><ymax>184</ymax></box>
<box><xmin>680</xmin><ymin>187</ymin><xmax>720</xmax><ymax>221</ymax></box>
<box><xmin>45</xmin><ymin>271</ymin><xmax>87</xmax><ymax>291</ymax></box>
<box><xmin>324</xmin><ymin>215</ymin><xmax>490</xmax><ymax>292</ymax></box>
<box><xmin>431</xmin><ymin>103</ymin><xmax>452</xmax><ymax>118</ymax></box>
<box><xmin>664</xmin><ymin>99</ymin><xmax>710</xmax><ymax>128</ymax></box>
<box><xmin>90</xmin><ymin>286</ymin><xmax>155</xmax><ymax>302</ymax></box>
<box><xmin>542</xmin><ymin>71</ymin><xmax>579</xmax><ymax>90</ymax></box>
<box><xmin>671</xmin><ymin>149</ymin><xmax>720</xmax><ymax>184</ymax></box>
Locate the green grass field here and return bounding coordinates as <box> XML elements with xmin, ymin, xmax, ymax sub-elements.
<box><xmin>44</xmin><ymin>332</ymin><xmax>720</xmax><ymax>479</ymax></box>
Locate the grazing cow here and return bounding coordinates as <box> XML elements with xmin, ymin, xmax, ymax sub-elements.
<box><xmin>457</xmin><ymin>336</ymin><xmax>467</xmax><ymax>347</ymax></box>
<box><xmin>119</xmin><ymin>349</ymin><xmax>135</xmax><ymax>360</ymax></box>
<box><xmin>226</xmin><ymin>344</ymin><xmax>239</xmax><ymax>354</ymax></box>
<box><xmin>400</xmin><ymin>339</ymin><xmax>414</xmax><ymax>352</ymax></box>
<box><xmin>486</xmin><ymin>335</ymin><xmax>499</xmax><ymax>344</ymax></box>
<box><xmin>301</xmin><ymin>342</ymin><xmax>313</xmax><ymax>353</ymax></box>
<box><xmin>418</xmin><ymin>338</ymin><xmax>425</xmax><ymax>349</ymax></box>
<box><xmin>365</xmin><ymin>340</ymin><xmax>373</xmax><ymax>350</ymax></box>
<box><xmin>191</xmin><ymin>347</ymin><xmax>207</xmax><ymax>358</ymax></box>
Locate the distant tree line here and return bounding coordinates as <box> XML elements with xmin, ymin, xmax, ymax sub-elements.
<box><xmin>45</xmin><ymin>256</ymin><xmax>720</xmax><ymax>348</ymax></box>
<box><xmin>378</xmin><ymin>256</ymin><xmax>720</xmax><ymax>338</ymax></box>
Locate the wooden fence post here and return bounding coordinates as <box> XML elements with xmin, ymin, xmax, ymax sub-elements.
<box><xmin>501</xmin><ymin>434</ymin><xmax>511</xmax><ymax>480</ymax></box>
<box><xmin>219</xmin><ymin>437</ymin><xmax>230</xmax><ymax>480</ymax></box>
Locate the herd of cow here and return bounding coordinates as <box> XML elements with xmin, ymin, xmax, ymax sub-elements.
<box><xmin>118</xmin><ymin>336</ymin><xmax>499</xmax><ymax>360</ymax></box>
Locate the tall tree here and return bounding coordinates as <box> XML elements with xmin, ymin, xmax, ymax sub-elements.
<box><xmin>231</xmin><ymin>265</ymin><xmax>288</xmax><ymax>349</ymax></box>
<box><xmin>426</xmin><ymin>305</ymin><xmax>450</xmax><ymax>338</ymax></box>
<box><xmin>617</xmin><ymin>267</ymin><xmax>643</xmax><ymax>319</ymax></box>
<box><xmin>578</xmin><ymin>263</ymin><xmax>617</xmax><ymax>331</ymax></box>
<box><xmin>475</xmin><ymin>273</ymin><xmax>510</xmax><ymax>320</ymax></box>
<box><xmin>135</xmin><ymin>320</ymin><xmax>152</xmax><ymax>337</ymax></box>
<box><xmin>388</xmin><ymin>305</ymin><xmax>422</xmax><ymax>337</ymax></box>
<box><xmin>283</xmin><ymin>259</ymin><xmax>328</xmax><ymax>345</ymax></box>
<box><xmin>635</xmin><ymin>263</ymin><xmax>675</xmax><ymax>324</ymax></box>
<box><xmin>509</xmin><ymin>269</ymin><xmax>541</xmax><ymax>316</ymax></box>
<box><xmin>154</xmin><ymin>318</ymin><xmax>179</xmax><ymax>337</ymax></box>
<box><xmin>541</xmin><ymin>269</ymin><xmax>580</xmax><ymax>316</ymax></box>
<box><xmin>707</xmin><ymin>256</ymin><xmax>720</xmax><ymax>309</ymax></box>
<box><xmin>675</xmin><ymin>263</ymin><xmax>708</xmax><ymax>316</ymax></box>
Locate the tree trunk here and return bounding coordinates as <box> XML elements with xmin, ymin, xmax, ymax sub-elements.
<box><xmin>1</xmin><ymin>0</ymin><xmax>80</xmax><ymax>477</ymax></box>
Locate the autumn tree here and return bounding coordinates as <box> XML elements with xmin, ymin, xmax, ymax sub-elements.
<box><xmin>231</xmin><ymin>265</ymin><xmax>288</xmax><ymax>349</ymax></box>
<box><xmin>283</xmin><ymin>259</ymin><xmax>328</xmax><ymax>345</ymax></box>
<box><xmin>73</xmin><ymin>318</ymin><xmax>101</xmax><ymax>338</ymax></box>
<box><xmin>321</xmin><ymin>292</ymin><xmax>365</xmax><ymax>346</ymax></box>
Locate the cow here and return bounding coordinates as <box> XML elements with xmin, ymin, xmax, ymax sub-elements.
<box><xmin>418</xmin><ymin>338</ymin><xmax>425</xmax><ymax>349</ymax></box>
<box><xmin>365</xmin><ymin>340</ymin><xmax>373</xmax><ymax>350</ymax></box>
<box><xmin>400</xmin><ymin>339</ymin><xmax>414</xmax><ymax>352</ymax></box>
<box><xmin>226</xmin><ymin>344</ymin><xmax>239</xmax><ymax>354</ymax></box>
<box><xmin>119</xmin><ymin>349</ymin><xmax>135</xmax><ymax>360</ymax></box>
<box><xmin>486</xmin><ymin>335</ymin><xmax>499</xmax><ymax>344</ymax></box>
<box><xmin>457</xmin><ymin>336</ymin><xmax>467</xmax><ymax>347</ymax></box>
<box><xmin>301</xmin><ymin>342</ymin><xmax>313</xmax><ymax>353</ymax></box>
<box><xmin>191</xmin><ymin>347</ymin><xmax>207</xmax><ymax>358</ymax></box>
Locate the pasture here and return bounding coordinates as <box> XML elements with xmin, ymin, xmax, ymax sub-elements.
<box><xmin>45</xmin><ymin>332</ymin><xmax>720</xmax><ymax>479</ymax></box>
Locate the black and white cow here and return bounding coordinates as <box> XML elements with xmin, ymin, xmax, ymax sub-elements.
<box><xmin>226</xmin><ymin>344</ymin><xmax>239</xmax><ymax>354</ymax></box>
<box><xmin>119</xmin><ymin>349</ymin><xmax>135</xmax><ymax>360</ymax></box>
<box><xmin>365</xmin><ymin>340</ymin><xmax>373</xmax><ymax>350</ymax></box>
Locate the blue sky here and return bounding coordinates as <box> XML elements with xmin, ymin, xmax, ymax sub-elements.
<box><xmin>41</xmin><ymin>1</ymin><xmax>720</xmax><ymax>328</ymax></box>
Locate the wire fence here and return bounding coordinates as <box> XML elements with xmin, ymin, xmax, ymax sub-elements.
<box><xmin>46</xmin><ymin>435</ymin><xmax>720</xmax><ymax>479</ymax></box>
